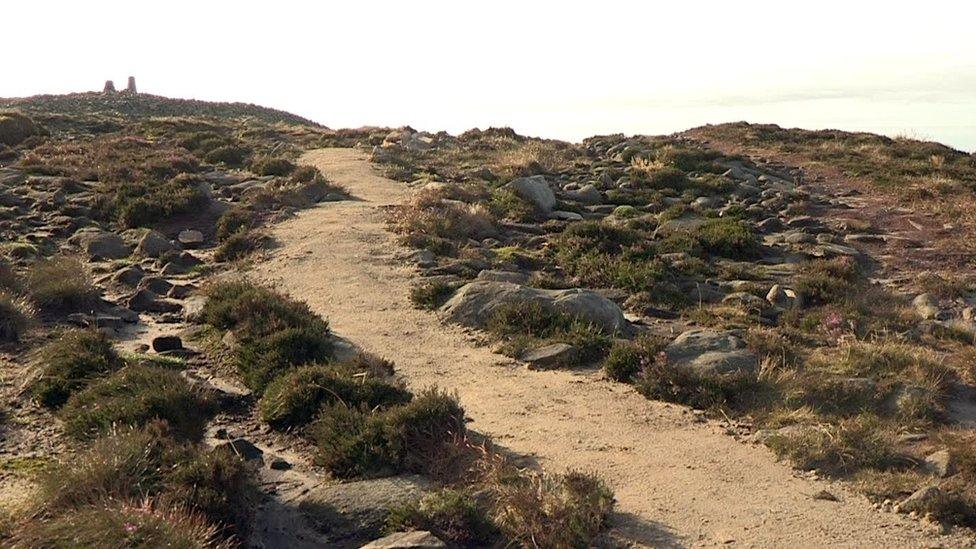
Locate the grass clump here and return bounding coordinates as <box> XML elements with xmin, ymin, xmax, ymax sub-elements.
<box><xmin>233</xmin><ymin>326</ymin><xmax>333</xmax><ymax>394</ymax></box>
<box><xmin>34</xmin><ymin>425</ymin><xmax>255</xmax><ymax>541</ymax></box>
<box><xmin>259</xmin><ymin>364</ymin><xmax>411</xmax><ymax>430</ymax></box>
<box><xmin>214</xmin><ymin>230</ymin><xmax>268</xmax><ymax>262</ymax></box>
<box><xmin>386</xmin><ymin>489</ymin><xmax>499</xmax><ymax>546</ymax></box>
<box><xmin>112</xmin><ymin>173</ymin><xmax>211</xmax><ymax>229</ymax></box>
<box><xmin>32</xmin><ymin>329</ymin><xmax>123</xmax><ymax>409</ymax></box>
<box><xmin>12</xmin><ymin>499</ymin><xmax>230</xmax><ymax>549</ymax></box>
<box><xmin>0</xmin><ymin>291</ymin><xmax>34</xmax><ymax>342</ymax></box>
<box><xmin>26</xmin><ymin>256</ymin><xmax>97</xmax><ymax>312</ymax></box>
<box><xmin>204</xmin><ymin>144</ymin><xmax>249</xmax><ymax>167</ymax></box>
<box><xmin>765</xmin><ymin>416</ymin><xmax>905</xmax><ymax>476</ymax></box>
<box><xmin>486</xmin><ymin>301</ymin><xmax>611</xmax><ymax>364</ymax></box>
<box><xmin>636</xmin><ymin>359</ymin><xmax>764</xmax><ymax>412</ymax></box>
<box><xmin>59</xmin><ymin>365</ymin><xmax>214</xmax><ymax>441</ymax></box>
<box><xmin>492</xmin><ymin>470</ymin><xmax>614</xmax><ymax>548</ymax></box>
<box><xmin>215</xmin><ymin>207</ymin><xmax>256</xmax><ymax>241</ymax></box>
<box><xmin>392</xmin><ymin>188</ymin><xmax>498</xmax><ymax>250</ymax></box>
<box><xmin>794</xmin><ymin>257</ymin><xmax>861</xmax><ymax>306</ymax></box>
<box><xmin>409</xmin><ymin>281</ymin><xmax>456</xmax><ymax>310</ymax></box>
<box><xmin>692</xmin><ymin>218</ymin><xmax>758</xmax><ymax>258</ymax></box>
<box><xmin>310</xmin><ymin>388</ymin><xmax>466</xmax><ymax>479</ymax></box>
<box><xmin>603</xmin><ymin>335</ymin><xmax>667</xmax><ymax>382</ymax></box>
<box><xmin>251</xmin><ymin>156</ymin><xmax>296</xmax><ymax>176</ymax></box>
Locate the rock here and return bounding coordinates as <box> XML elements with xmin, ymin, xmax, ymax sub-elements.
<box><xmin>665</xmin><ymin>328</ymin><xmax>759</xmax><ymax>376</ymax></box>
<box><xmin>817</xmin><ymin>243</ymin><xmax>860</xmax><ymax>257</ymax></box>
<box><xmin>766</xmin><ymin>284</ymin><xmax>798</xmax><ymax>309</ymax></box>
<box><xmin>721</xmin><ymin>292</ymin><xmax>768</xmax><ymax>310</ymax></box>
<box><xmin>506</xmin><ymin>175</ymin><xmax>556</xmax><ymax>213</ymax></box>
<box><xmin>177</xmin><ymin>229</ymin><xmax>204</xmax><ymax>248</ymax></box>
<box><xmin>151</xmin><ymin>335</ymin><xmax>183</xmax><ymax>353</ymax></box>
<box><xmin>784</xmin><ymin>231</ymin><xmax>815</xmax><ymax>244</ymax></box>
<box><xmin>139</xmin><ymin>277</ymin><xmax>173</xmax><ymax>296</ymax></box>
<box><xmin>812</xmin><ymin>490</ymin><xmax>838</xmax><ymax>502</ymax></box>
<box><xmin>268</xmin><ymin>457</ymin><xmax>292</xmax><ymax>471</ymax></box>
<box><xmin>912</xmin><ymin>293</ymin><xmax>943</xmax><ymax>320</ymax></box>
<box><xmin>216</xmin><ymin>438</ymin><xmax>264</xmax><ymax>463</ymax></box>
<box><xmin>70</xmin><ymin>227</ymin><xmax>131</xmax><ymax>260</ymax></box>
<box><xmin>653</xmin><ymin>214</ymin><xmax>707</xmax><ymax>238</ymax></box>
<box><xmin>136</xmin><ymin>230</ymin><xmax>175</xmax><ymax>257</ymax></box>
<box><xmin>477</xmin><ymin>270</ymin><xmax>529</xmax><ymax>284</ymax></box>
<box><xmin>111</xmin><ymin>265</ymin><xmax>145</xmax><ymax>287</ymax></box>
<box><xmin>300</xmin><ymin>475</ymin><xmax>431</xmax><ymax>542</ymax></box>
<box><xmin>755</xmin><ymin>217</ymin><xmax>785</xmax><ymax>233</ymax></box>
<box><xmin>568</xmin><ymin>184</ymin><xmax>602</xmax><ymax>204</ymax></box>
<box><xmin>441</xmin><ymin>281</ymin><xmax>631</xmax><ymax>335</ymax></box>
<box><xmin>361</xmin><ymin>531</ymin><xmax>446</xmax><ymax>549</ymax></box>
<box><xmin>127</xmin><ymin>289</ymin><xmax>183</xmax><ymax>314</ymax></box>
<box><xmin>167</xmin><ymin>284</ymin><xmax>195</xmax><ymax>299</ymax></box>
<box><xmin>549</xmin><ymin>210</ymin><xmax>583</xmax><ymax>221</ymax></box>
<box><xmin>896</xmin><ymin>486</ymin><xmax>944</xmax><ymax>515</ymax></box>
<box><xmin>520</xmin><ymin>343</ymin><xmax>580</xmax><ymax>370</ymax></box>
<box><xmin>923</xmin><ymin>449</ymin><xmax>956</xmax><ymax>478</ymax></box>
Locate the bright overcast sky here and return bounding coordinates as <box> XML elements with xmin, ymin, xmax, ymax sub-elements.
<box><xmin>6</xmin><ymin>1</ymin><xmax>976</xmax><ymax>150</ymax></box>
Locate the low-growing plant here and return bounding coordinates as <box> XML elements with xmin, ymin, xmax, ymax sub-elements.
<box><xmin>259</xmin><ymin>364</ymin><xmax>411</xmax><ymax>429</ymax></box>
<box><xmin>59</xmin><ymin>365</ymin><xmax>214</xmax><ymax>441</ymax></box>
<box><xmin>214</xmin><ymin>230</ymin><xmax>268</xmax><ymax>262</ymax></box>
<box><xmin>234</xmin><ymin>326</ymin><xmax>333</xmax><ymax>393</ymax></box>
<box><xmin>215</xmin><ymin>207</ymin><xmax>257</xmax><ymax>241</ymax></box>
<box><xmin>251</xmin><ymin>156</ymin><xmax>296</xmax><ymax>176</ymax></box>
<box><xmin>487</xmin><ymin>302</ymin><xmax>611</xmax><ymax>364</ymax></box>
<box><xmin>32</xmin><ymin>329</ymin><xmax>123</xmax><ymax>409</ymax></box>
<box><xmin>309</xmin><ymin>403</ymin><xmax>392</xmax><ymax>478</ymax></box>
<box><xmin>386</xmin><ymin>489</ymin><xmax>499</xmax><ymax>546</ymax></box>
<box><xmin>0</xmin><ymin>291</ymin><xmax>34</xmax><ymax>342</ymax></box>
<box><xmin>603</xmin><ymin>334</ymin><xmax>667</xmax><ymax>382</ymax></box>
<box><xmin>35</xmin><ymin>425</ymin><xmax>255</xmax><ymax>540</ymax></box>
<box><xmin>636</xmin><ymin>359</ymin><xmax>765</xmax><ymax>411</ymax></box>
<box><xmin>764</xmin><ymin>416</ymin><xmax>906</xmax><ymax>476</ymax></box>
<box><xmin>794</xmin><ymin>257</ymin><xmax>861</xmax><ymax>306</ymax></box>
<box><xmin>26</xmin><ymin>256</ymin><xmax>97</xmax><ymax>312</ymax></box>
<box><xmin>201</xmin><ymin>280</ymin><xmax>328</xmax><ymax>340</ymax></box>
<box><xmin>692</xmin><ymin>218</ymin><xmax>758</xmax><ymax>258</ymax></box>
<box><xmin>205</xmin><ymin>144</ymin><xmax>249</xmax><ymax>167</ymax></box>
<box><xmin>113</xmin><ymin>173</ymin><xmax>211</xmax><ymax>228</ymax></box>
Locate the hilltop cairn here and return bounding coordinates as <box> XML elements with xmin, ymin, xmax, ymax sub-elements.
<box><xmin>126</xmin><ymin>76</ymin><xmax>137</xmax><ymax>93</ymax></box>
<box><xmin>102</xmin><ymin>80</ymin><xmax>116</xmax><ymax>94</ymax></box>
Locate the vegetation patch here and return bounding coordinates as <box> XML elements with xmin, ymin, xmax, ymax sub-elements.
<box><xmin>32</xmin><ymin>329</ymin><xmax>123</xmax><ymax>409</ymax></box>
<box><xmin>26</xmin><ymin>256</ymin><xmax>97</xmax><ymax>312</ymax></box>
<box><xmin>486</xmin><ymin>301</ymin><xmax>610</xmax><ymax>365</ymax></box>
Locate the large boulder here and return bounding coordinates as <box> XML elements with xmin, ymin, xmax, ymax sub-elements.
<box><xmin>440</xmin><ymin>280</ymin><xmax>631</xmax><ymax>335</ymax></box>
<box><xmin>69</xmin><ymin>227</ymin><xmax>131</xmax><ymax>260</ymax></box>
<box><xmin>665</xmin><ymin>328</ymin><xmax>758</xmax><ymax>376</ymax></box>
<box><xmin>507</xmin><ymin>175</ymin><xmax>556</xmax><ymax>213</ymax></box>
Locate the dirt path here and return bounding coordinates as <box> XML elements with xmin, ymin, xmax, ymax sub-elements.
<box><xmin>253</xmin><ymin>148</ymin><xmax>969</xmax><ymax>548</ymax></box>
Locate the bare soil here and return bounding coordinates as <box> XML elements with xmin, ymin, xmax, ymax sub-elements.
<box><xmin>251</xmin><ymin>148</ymin><xmax>971</xmax><ymax>547</ymax></box>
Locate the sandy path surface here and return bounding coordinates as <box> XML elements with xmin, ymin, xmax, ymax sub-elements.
<box><xmin>253</xmin><ymin>148</ymin><xmax>968</xmax><ymax>548</ymax></box>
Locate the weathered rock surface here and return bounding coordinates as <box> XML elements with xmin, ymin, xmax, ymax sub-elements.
<box><xmin>361</xmin><ymin>531</ymin><xmax>447</xmax><ymax>549</ymax></box>
<box><xmin>441</xmin><ymin>280</ymin><xmax>631</xmax><ymax>335</ymax></box>
<box><xmin>507</xmin><ymin>175</ymin><xmax>556</xmax><ymax>213</ymax></box>
<box><xmin>520</xmin><ymin>343</ymin><xmax>580</xmax><ymax>369</ymax></box>
<box><xmin>70</xmin><ymin>227</ymin><xmax>131</xmax><ymax>259</ymax></box>
<box><xmin>665</xmin><ymin>328</ymin><xmax>758</xmax><ymax>376</ymax></box>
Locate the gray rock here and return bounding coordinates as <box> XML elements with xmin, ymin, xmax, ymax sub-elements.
<box><xmin>127</xmin><ymin>289</ymin><xmax>183</xmax><ymax>314</ymax></box>
<box><xmin>721</xmin><ymin>292</ymin><xmax>768</xmax><ymax>310</ymax></box>
<box><xmin>550</xmin><ymin>210</ymin><xmax>584</xmax><ymax>221</ymax></box>
<box><xmin>177</xmin><ymin>229</ymin><xmax>204</xmax><ymax>247</ymax></box>
<box><xmin>784</xmin><ymin>231</ymin><xmax>815</xmax><ymax>244</ymax></box>
<box><xmin>568</xmin><ymin>184</ymin><xmax>602</xmax><ymax>204</ymax></box>
<box><xmin>112</xmin><ymin>265</ymin><xmax>144</xmax><ymax>287</ymax></box>
<box><xmin>300</xmin><ymin>475</ymin><xmax>431</xmax><ymax>542</ymax></box>
<box><xmin>507</xmin><ymin>175</ymin><xmax>556</xmax><ymax>213</ymax></box>
<box><xmin>896</xmin><ymin>485</ymin><xmax>944</xmax><ymax>515</ymax></box>
<box><xmin>923</xmin><ymin>449</ymin><xmax>956</xmax><ymax>478</ymax></box>
<box><xmin>70</xmin><ymin>227</ymin><xmax>131</xmax><ymax>260</ymax></box>
<box><xmin>136</xmin><ymin>230</ymin><xmax>175</xmax><ymax>257</ymax></box>
<box><xmin>817</xmin><ymin>243</ymin><xmax>860</xmax><ymax>257</ymax></box>
<box><xmin>216</xmin><ymin>438</ymin><xmax>264</xmax><ymax>463</ymax></box>
<box><xmin>441</xmin><ymin>281</ymin><xmax>631</xmax><ymax>335</ymax></box>
<box><xmin>361</xmin><ymin>531</ymin><xmax>446</xmax><ymax>549</ymax></box>
<box><xmin>665</xmin><ymin>328</ymin><xmax>758</xmax><ymax>376</ymax></box>
<box><xmin>139</xmin><ymin>277</ymin><xmax>173</xmax><ymax>296</ymax></box>
<box><xmin>477</xmin><ymin>270</ymin><xmax>529</xmax><ymax>284</ymax></box>
<box><xmin>766</xmin><ymin>284</ymin><xmax>797</xmax><ymax>309</ymax></box>
<box><xmin>520</xmin><ymin>343</ymin><xmax>580</xmax><ymax>370</ymax></box>
<box><xmin>654</xmin><ymin>214</ymin><xmax>707</xmax><ymax>238</ymax></box>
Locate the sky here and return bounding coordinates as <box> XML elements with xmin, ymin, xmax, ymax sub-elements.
<box><xmin>5</xmin><ymin>1</ymin><xmax>976</xmax><ymax>151</ymax></box>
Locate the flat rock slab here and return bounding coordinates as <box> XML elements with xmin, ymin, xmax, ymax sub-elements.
<box><xmin>299</xmin><ymin>475</ymin><xmax>432</xmax><ymax>543</ymax></box>
<box><xmin>361</xmin><ymin>531</ymin><xmax>446</xmax><ymax>549</ymax></box>
<box><xmin>520</xmin><ymin>342</ymin><xmax>579</xmax><ymax>370</ymax></box>
<box><xmin>665</xmin><ymin>328</ymin><xmax>758</xmax><ymax>376</ymax></box>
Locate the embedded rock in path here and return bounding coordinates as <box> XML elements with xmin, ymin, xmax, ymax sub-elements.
<box><xmin>506</xmin><ymin>175</ymin><xmax>556</xmax><ymax>213</ymax></box>
<box><xmin>441</xmin><ymin>280</ymin><xmax>632</xmax><ymax>335</ymax></box>
<box><xmin>665</xmin><ymin>328</ymin><xmax>758</xmax><ymax>376</ymax></box>
<box><xmin>895</xmin><ymin>485</ymin><xmax>943</xmax><ymax>515</ymax></box>
<box><xmin>178</xmin><ymin>229</ymin><xmax>205</xmax><ymax>248</ymax></box>
<box><xmin>136</xmin><ymin>229</ymin><xmax>176</xmax><ymax>257</ymax></box>
<box><xmin>151</xmin><ymin>335</ymin><xmax>183</xmax><ymax>353</ymax></box>
<box><xmin>520</xmin><ymin>343</ymin><xmax>580</xmax><ymax>370</ymax></box>
<box><xmin>300</xmin><ymin>475</ymin><xmax>431</xmax><ymax>542</ymax></box>
<box><xmin>70</xmin><ymin>227</ymin><xmax>131</xmax><ymax>260</ymax></box>
<box><xmin>361</xmin><ymin>531</ymin><xmax>447</xmax><ymax>549</ymax></box>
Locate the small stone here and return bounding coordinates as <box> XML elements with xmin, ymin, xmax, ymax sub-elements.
<box><xmin>151</xmin><ymin>335</ymin><xmax>183</xmax><ymax>353</ymax></box>
<box><xmin>923</xmin><ymin>449</ymin><xmax>956</xmax><ymax>478</ymax></box>
<box><xmin>812</xmin><ymin>490</ymin><xmax>838</xmax><ymax>501</ymax></box>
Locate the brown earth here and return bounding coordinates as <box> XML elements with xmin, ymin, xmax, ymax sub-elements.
<box><xmin>252</xmin><ymin>148</ymin><xmax>972</xmax><ymax>547</ymax></box>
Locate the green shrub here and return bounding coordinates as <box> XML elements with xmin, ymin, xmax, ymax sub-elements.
<box><xmin>37</xmin><ymin>426</ymin><xmax>255</xmax><ymax>539</ymax></box>
<box><xmin>383</xmin><ymin>388</ymin><xmax>467</xmax><ymax>474</ymax></box>
<box><xmin>205</xmin><ymin>144</ymin><xmax>248</xmax><ymax>167</ymax></box>
<box><xmin>487</xmin><ymin>302</ymin><xmax>611</xmax><ymax>364</ymax></box>
<box><xmin>259</xmin><ymin>364</ymin><xmax>411</xmax><ymax>429</ymax></box>
<box><xmin>60</xmin><ymin>365</ymin><xmax>214</xmax><ymax>441</ymax></box>
<box><xmin>493</xmin><ymin>470</ymin><xmax>614</xmax><ymax>548</ymax></box>
<box><xmin>0</xmin><ymin>291</ymin><xmax>33</xmax><ymax>342</ymax></box>
<box><xmin>386</xmin><ymin>489</ymin><xmax>499</xmax><ymax>546</ymax></box>
<box><xmin>201</xmin><ymin>280</ymin><xmax>327</xmax><ymax>338</ymax></box>
<box><xmin>114</xmin><ymin>173</ymin><xmax>211</xmax><ymax>228</ymax></box>
<box><xmin>32</xmin><ymin>329</ymin><xmax>123</xmax><ymax>409</ymax></box>
<box><xmin>234</xmin><ymin>327</ymin><xmax>333</xmax><ymax>393</ymax></box>
<box><xmin>636</xmin><ymin>359</ymin><xmax>763</xmax><ymax>411</ymax></box>
<box><xmin>693</xmin><ymin>218</ymin><xmax>757</xmax><ymax>258</ymax></box>
<box><xmin>252</xmin><ymin>156</ymin><xmax>296</xmax><ymax>176</ymax></box>
<box><xmin>215</xmin><ymin>207</ymin><xmax>256</xmax><ymax>241</ymax></box>
<box><xmin>12</xmin><ymin>499</ymin><xmax>227</xmax><ymax>548</ymax></box>
<box><xmin>410</xmin><ymin>281</ymin><xmax>456</xmax><ymax>310</ymax></box>
<box><xmin>289</xmin><ymin>165</ymin><xmax>319</xmax><ymax>183</ymax></box>
<box><xmin>26</xmin><ymin>256</ymin><xmax>97</xmax><ymax>312</ymax></box>
<box><xmin>310</xmin><ymin>403</ymin><xmax>392</xmax><ymax>478</ymax></box>
<box><xmin>214</xmin><ymin>230</ymin><xmax>267</xmax><ymax>262</ymax></box>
